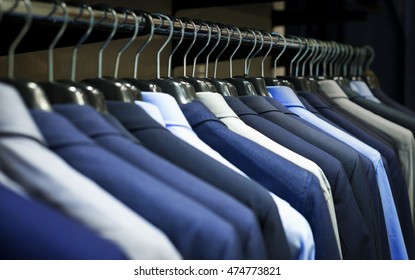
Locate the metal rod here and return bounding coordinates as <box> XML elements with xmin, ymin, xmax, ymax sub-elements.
<box><xmin>2</xmin><ymin>0</ymin><xmax>303</xmax><ymax>51</ymax></box>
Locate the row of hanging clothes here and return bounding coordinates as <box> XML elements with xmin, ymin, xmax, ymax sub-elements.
<box><xmin>1</xmin><ymin>0</ymin><xmax>414</xmax><ymax>260</ymax></box>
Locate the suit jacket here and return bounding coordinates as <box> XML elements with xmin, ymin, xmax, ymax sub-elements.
<box><xmin>31</xmin><ymin>109</ymin><xmax>242</xmax><ymax>260</ymax></box>
<box><xmin>241</xmin><ymin>95</ymin><xmax>390</xmax><ymax>259</ymax></box>
<box><xmin>224</xmin><ymin>95</ymin><xmax>373</xmax><ymax>259</ymax></box>
<box><xmin>54</xmin><ymin>104</ymin><xmax>267</xmax><ymax>260</ymax></box>
<box><xmin>106</xmin><ymin>101</ymin><xmax>292</xmax><ymax>260</ymax></box>
<box><xmin>318</xmin><ymin>80</ymin><xmax>415</xmax><ymax>236</ymax></box>
<box><xmin>298</xmin><ymin>90</ymin><xmax>415</xmax><ymax>259</ymax></box>
<box><xmin>0</xmin><ymin>184</ymin><xmax>126</xmax><ymax>260</ymax></box>
<box><xmin>371</xmin><ymin>88</ymin><xmax>415</xmax><ymax>118</ymax></box>
<box><xmin>180</xmin><ymin>100</ymin><xmax>341</xmax><ymax>260</ymax></box>
<box><xmin>0</xmin><ymin>84</ymin><xmax>181</xmax><ymax>260</ymax></box>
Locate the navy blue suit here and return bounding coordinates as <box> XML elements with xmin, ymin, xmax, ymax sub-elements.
<box><xmin>241</xmin><ymin>95</ymin><xmax>390</xmax><ymax>259</ymax></box>
<box><xmin>298</xmin><ymin>90</ymin><xmax>415</xmax><ymax>259</ymax></box>
<box><xmin>180</xmin><ymin>100</ymin><xmax>341</xmax><ymax>260</ymax></box>
<box><xmin>53</xmin><ymin>104</ymin><xmax>267</xmax><ymax>260</ymax></box>
<box><xmin>224</xmin><ymin>96</ymin><xmax>374</xmax><ymax>259</ymax></box>
<box><xmin>371</xmin><ymin>88</ymin><xmax>415</xmax><ymax>118</ymax></box>
<box><xmin>106</xmin><ymin>101</ymin><xmax>292</xmax><ymax>260</ymax></box>
<box><xmin>0</xmin><ymin>184</ymin><xmax>126</xmax><ymax>260</ymax></box>
<box><xmin>30</xmin><ymin>109</ymin><xmax>243</xmax><ymax>260</ymax></box>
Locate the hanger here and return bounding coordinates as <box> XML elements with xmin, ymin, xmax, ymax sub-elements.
<box><xmin>301</xmin><ymin>39</ymin><xmax>316</xmax><ymax>77</ymax></box>
<box><xmin>331</xmin><ymin>43</ymin><xmax>350</xmax><ymax>86</ymax></box>
<box><xmin>37</xmin><ymin>0</ymin><xmax>96</xmax><ymax>107</ymax></box>
<box><xmin>330</xmin><ymin>42</ymin><xmax>342</xmax><ymax>78</ymax></box>
<box><xmin>122</xmin><ymin>12</ymin><xmax>162</xmax><ymax>92</ymax></box>
<box><xmin>178</xmin><ymin>19</ymin><xmax>216</xmax><ymax>92</ymax></box>
<box><xmin>361</xmin><ymin>45</ymin><xmax>378</xmax><ymax>89</ymax></box>
<box><xmin>82</xmin><ymin>5</ymin><xmax>140</xmax><ymax>103</ymax></box>
<box><xmin>354</xmin><ymin>47</ymin><xmax>366</xmax><ymax>81</ymax></box>
<box><xmin>150</xmin><ymin>13</ymin><xmax>196</xmax><ymax>104</ymax></box>
<box><xmin>54</xmin><ymin>2</ymin><xmax>107</xmax><ymax>112</ymax></box>
<box><xmin>263</xmin><ymin>32</ymin><xmax>285</xmax><ymax>86</ymax></box>
<box><xmin>225</xmin><ymin>27</ymin><xmax>259</xmax><ymax>97</ymax></box>
<box><xmin>203</xmin><ymin>25</ymin><xmax>238</xmax><ymax>97</ymax></box>
<box><xmin>201</xmin><ymin>22</ymin><xmax>221</xmax><ymax>92</ymax></box>
<box><xmin>332</xmin><ymin>42</ymin><xmax>345</xmax><ymax>79</ymax></box>
<box><xmin>282</xmin><ymin>36</ymin><xmax>312</xmax><ymax>91</ymax></box>
<box><xmin>0</xmin><ymin>0</ymin><xmax>52</xmax><ymax>111</ymax></box>
<box><xmin>303</xmin><ymin>39</ymin><xmax>326</xmax><ymax>92</ymax></box>
<box><xmin>243</xmin><ymin>30</ymin><xmax>272</xmax><ymax>97</ymax></box>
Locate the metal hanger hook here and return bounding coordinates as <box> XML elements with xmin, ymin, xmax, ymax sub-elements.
<box><xmin>342</xmin><ymin>45</ymin><xmax>354</xmax><ymax>76</ymax></box>
<box><xmin>8</xmin><ymin>0</ymin><xmax>32</xmax><ymax>79</ymax></box>
<box><xmin>243</xmin><ymin>29</ymin><xmax>257</xmax><ymax>77</ymax></box>
<box><xmin>301</xmin><ymin>38</ymin><xmax>316</xmax><ymax>77</ymax></box>
<box><xmin>205</xmin><ymin>23</ymin><xmax>221</xmax><ymax>78</ymax></box>
<box><xmin>70</xmin><ymin>3</ymin><xmax>94</xmax><ymax>81</ymax></box>
<box><xmin>167</xmin><ymin>17</ymin><xmax>185</xmax><ymax>78</ymax></box>
<box><xmin>363</xmin><ymin>45</ymin><xmax>375</xmax><ymax>72</ymax></box>
<box><xmin>47</xmin><ymin>0</ymin><xmax>69</xmax><ymax>82</ymax></box>
<box><xmin>295</xmin><ymin>38</ymin><xmax>309</xmax><ymax>77</ymax></box>
<box><xmin>288</xmin><ymin>36</ymin><xmax>303</xmax><ymax>76</ymax></box>
<box><xmin>96</xmin><ymin>6</ymin><xmax>118</xmax><ymax>79</ymax></box>
<box><xmin>213</xmin><ymin>26</ymin><xmax>231</xmax><ymax>78</ymax></box>
<box><xmin>260</xmin><ymin>32</ymin><xmax>274</xmax><ymax>77</ymax></box>
<box><xmin>151</xmin><ymin>13</ymin><xmax>173</xmax><ymax>79</ymax></box>
<box><xmin>247</xmin><ymin>30</ymin><xmax>265</xmax><ymax>77</ymax></box>
<box><xmin>134</xmin><ymin>12</ymin><xmax>154</xmax><ymax>79</ymax></box>
<box><xmin>308</xmin><ymin>39</ymin><xmax>321</xmax><ymax>76</ymax></box>
<box><xmin>114</xmin><ymin>8</ymin><xmax>140</xmax><ymax>78</ymax></box>
<box><xmin>182</xmin><ymin>19</ymin><xmax>198</xmax><ymax>78</ymax></box>
<box><xmin>229</xmin><ymin>26</ymin><xmax>242</xmax><ymax>78</ymax></box>
<box><xmin>272</xmin><ymin>32</ymin><xmax>286</xmax><ymax>78</ymax></box>
<box><xmin>192</xmin><ymin>21</ymin><xmax>212</xmax><ymax>77</ymax></box>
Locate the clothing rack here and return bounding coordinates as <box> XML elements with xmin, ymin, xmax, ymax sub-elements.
<box><xmin>0</xmin><ymin>0</ymin><xmax>364</xmax><ymax>57</ymax></box>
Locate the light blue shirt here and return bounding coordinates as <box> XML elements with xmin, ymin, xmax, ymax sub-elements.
<box><xmin>140</xmin><ymin>91</ymin><xmax>248</xmax><ymax>177</ymax></box>
<box><xmin>350</xmin><ymin>81</ymin><xmax>382</xmax><ymax>103</ymax></box>
<box><xmin>134</xmin><ymin>100</ymin><xmax>166</xmax><ymax>126</ymax></box>
<box><xmin>268</xmin><ymin>85</ymin><xmax>408</xmax><ymax>260</ymax></box>
<box><xmin>269</xmin><ymin>192</ymin><xmax>315</xmax><ymax>260</ymax></box>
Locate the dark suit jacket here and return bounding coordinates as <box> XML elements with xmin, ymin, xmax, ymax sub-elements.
<box><xmin>106</xmin><ymin>101</ymin><xmax>292</xmax><ymax>260</ymax></box>
<box><xmin>224</xmin><ymin>96</ymin><xmax>374</xmax><ymax>259</ymax></box>
<box><xmin>54</xmin><ymin>104</ymin><xmax>267</xmax><ymax>260</ymax></box>
<box><xmin>241</xmin><ymin>95</ymin><xmax>390</xmax><ymax>259</ymax></box>
<box><xmin>31</xmin><ymin>109</ymin><xmax>243</xmax><ymax>260</ymax></box>
<box><xmin>298</xmin><ymin>90</ymin><xmax>415</xmax><ymax>259</ymax></box>
<box><xmin>0</xmin><ymin>183</ymin><xmax>126</xmax><ymax>260</ymax></box>
<box><xmin>181</xmin><ymin>100</ymin><xmax>341</xmax><ymax>260</ymax></box>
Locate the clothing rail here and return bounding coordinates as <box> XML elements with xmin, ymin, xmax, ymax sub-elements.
<box><xmin>1</xmin><ymin>0</ymin><xmax>307</xmax><ymax>52</ymax></box>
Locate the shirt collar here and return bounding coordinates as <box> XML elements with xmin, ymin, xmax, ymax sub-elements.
<box><xmin>53</xmin><ymin>104</ymin><xmax>121</xmax><ymax>138</ymax></box>
<box><xmin>196</xmin><ymin>92</ymin><xmax>239</xmax><ymax>119</ymax></box>
<box><xmin>223</xmin><ymin>96</ymin><xmax>258</xmax><ymax>116</ymax></box>
<box><xmin>349</xmin><ymin>81</ymin><xmax>374</xmax><ymax>98</ymax></box>
<box><xmin>30</xmin><ymin>110</ymin><xmax>95</xmax><ymax>149</ymax></box>
<box><xmin>299</xmin><ymin>96</ymin><xmax>319</xmax><ymax>114</ymax></box>
<box><xmin>267</xmin><ymin>86</ymin><xmax>305</xmax><ymax>108</ymax></box>
<box><xmin>0</xmin><ymin>83</ymin><xmax>46</xmax><ymax>145</ymax></box>
<box><xmin>134</xmin><ymin>100</ymin><xmax>166</xmax><ymax>127</ymax></box>
<box><xmin>318</xmin><ymin>80</ymin><xmax>349</xmax><ymax>99</ymax></box>
<box><xmin>106</xmin><ymin>101</ymin><xmax>165</xmax><ymax>132</ymax></box>
<box><xmin>297</xmin><ymin>91</ymin><xmax>331</xmax><ymax>110</ymax></box>
<box><xmin>179</xmin><ymin>101</ymin><xmax>225</xmax><ymax>128</ymax></box>
<box><xmin>239</xmin><ymin>95</ymin><xmax>282</xmax><ymax>114</ymax></box>
<box><xmin>141</xmin><ymin>92</ymin><xmax>192</xmax><ymax>129</ymax></box>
